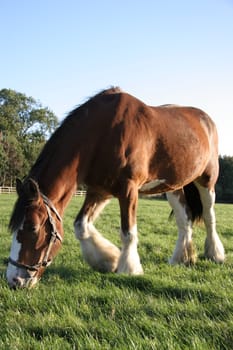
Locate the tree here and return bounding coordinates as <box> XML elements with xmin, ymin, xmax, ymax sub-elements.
<box><xmin>216</xmin><ymin>156</ymin><xmax>233</xmax><ymax>203</ymax></box>
<box><xmin>0</xmin><ymin>89</ymin><xmax>58</xmax><ymax>185</ymax></box>
<box><xmin>0</xmin><ymin>135</ymin><xmax>8</xmax><ymax>185</ymax></box>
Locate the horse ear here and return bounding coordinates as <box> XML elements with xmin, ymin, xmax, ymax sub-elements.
<box><xmin>16</xmin><ymin>178</ymin><xmax>23</xmax><ymax>196</ymax></box>
<box><xmin>23</xmin><ymin>178</ymin><xmax>40</xmax><ymax>201</ymax></box>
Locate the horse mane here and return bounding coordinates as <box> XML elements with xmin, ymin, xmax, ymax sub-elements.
<box><xmin>9</xmin><ymin>195</ymin><xmax>28</xmax><ymax>233</ymax></box>
<box><xmin>66</xmin><ymin>86</ymin><xmax>122</xmax><ymax>118</ymax></box>
<box><xmin>85</xmin><ymin>86</ymin><xmax>122</xmax><ymax>102</ymax></box>
<box><xmin>9</xmin><ymin>87</ymin><xmax>122</xmax><ymax>233</ymax></box>
<box><xmin>36</xmin><ymin>86</ymin><xmax>121</xmax><ymax>163</ymax></box>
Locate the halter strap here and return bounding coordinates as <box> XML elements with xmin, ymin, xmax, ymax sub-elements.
<box><xmin>40</xmin><ymin>193</ymin><xmax>62</xmax><ymax>222</ymax></box>
<box><xmin>8</xmin><ymin>257</ymin><xmax>43</xmax><ymax>272</ymax></box>
<box><xmin>8</xmin><ymin>192</ymin><xmax>63</xmax><ymax>272</ymax></box>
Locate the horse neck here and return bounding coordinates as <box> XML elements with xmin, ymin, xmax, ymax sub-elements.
<box><xmin>30</xmin><ymin>157</ymin><xmax>80</xmax><ymax>216</ymax></box>
<box><xmin>28</xmin><ymin>108</ymin><xmax>95</xmax><ymax>215</ymax></box>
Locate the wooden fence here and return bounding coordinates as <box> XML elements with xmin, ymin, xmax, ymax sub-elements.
<box><xmin>0</xmin><ymin>187</ymin><xmax>86</xmax><ymax>196</ymax></box>
<box><xmin>0</xmin><ymin>187</ymin><xmax>16</xmax><ymax>194</ymax></box>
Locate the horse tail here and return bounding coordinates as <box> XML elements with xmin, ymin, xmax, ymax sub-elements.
<box><xmin>183</xmin><ymin>182</ymin><xmax>203</xmax><ymax>223</ymax></box>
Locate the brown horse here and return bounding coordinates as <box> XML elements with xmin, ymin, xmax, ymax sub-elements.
<box><xmin>7</xmin><ymin>87</ymin><xmax>224</xmax><ymax>288</ymax></box>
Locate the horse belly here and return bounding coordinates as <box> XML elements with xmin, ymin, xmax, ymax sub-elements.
<box><xmin>140</xmin><ymin>145</ymin><xmax>209</xmax><ymax>194</ymax></box>
<box><xmin>139</xmin><ymin>179</ymin><xmax>171</xmax><ymax>194</ymax></box>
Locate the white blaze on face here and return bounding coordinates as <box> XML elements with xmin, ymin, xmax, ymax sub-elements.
<box><xmin>6</xmin><ymin>230</ymin><xmax>22</xmax><ymax>285</ymax></box>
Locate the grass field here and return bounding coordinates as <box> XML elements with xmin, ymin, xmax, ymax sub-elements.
<box><xmin>1</xmin><ymin>194</ymin><xmax>233</xmax><ymax>350</ymax></box>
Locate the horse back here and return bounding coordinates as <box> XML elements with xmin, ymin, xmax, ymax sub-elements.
<box><xmin>77</xmin><ymin>90</ymin><xmax>219</xmax><ymax>194</ymax></box>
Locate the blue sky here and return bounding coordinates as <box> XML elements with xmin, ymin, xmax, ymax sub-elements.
<box><xmin>1</xmin><ymin>0</ymin><xmax>233</xmax><ymax>155</ymax></box>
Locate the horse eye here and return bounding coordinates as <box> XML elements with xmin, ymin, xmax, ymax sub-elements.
<box><xmin>24</xmin><ymin>222</ymin><xmax>39</xmax><ymax>234</ymax></box>
<box><xmin>32</xmin><ymin>225</ymin><xmax>40</xmax><ymax>234</ymax></box>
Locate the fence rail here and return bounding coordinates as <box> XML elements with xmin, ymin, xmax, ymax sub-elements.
<box><xmin>0</xmin><ymin>187</ymin><xmax>86</xmax><ymax>196</ymax></box>
<box><xmin>74</xmin><ymin>190</ymin><xmax>86</xmax><ymax>196</ymax></box>
<box><xmin>0</xmin><ymin>187</ymin><xmax>16</xmax><ymax>194</ymax></box>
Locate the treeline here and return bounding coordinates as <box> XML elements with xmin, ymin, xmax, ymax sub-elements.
<box><xmin>0</xmin><ymin>89</ymin><xmax>58</xmax><ymax>185</ymax></box>
<box><xmin>216</xmin><ymin>156</ymin><xmax>233</xmax><ymax>203</ymax></box>
<box><xmin>0</xmin><ymin>89</ymin><xmax>233</xmax><ymax>202</ymax></box>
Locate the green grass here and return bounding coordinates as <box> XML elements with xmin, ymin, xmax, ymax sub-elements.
<box><xmin>1</xmin><ymin>194</ymin><xmax>233</xmax><ymax>349</ymax></box>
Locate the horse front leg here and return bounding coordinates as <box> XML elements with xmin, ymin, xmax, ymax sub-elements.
<box><xmin>74</xmin><ymin>191</ymin><xmax>120</xmax><ymax>272</ymax></box>
<box><xmin>167</xmin><ymin>190</ymin><xmax>196</xmax><ymax>265</ymax></box>
<box><xmin>117</xmin><ymin>180</ymin><xmax>143</xmax><ymax>275</ymax></box>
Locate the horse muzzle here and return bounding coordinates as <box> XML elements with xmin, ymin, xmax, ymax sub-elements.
<box><xmin>6</xmin><ymin>262</ymin><xmax>39</xmax><ymax>289</ymax></box>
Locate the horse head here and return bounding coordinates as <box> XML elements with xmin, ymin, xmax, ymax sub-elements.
<box><xmin>7</xmin><ymin>178</ymin><xmax>63</xmax><ymax>289</ymax></box>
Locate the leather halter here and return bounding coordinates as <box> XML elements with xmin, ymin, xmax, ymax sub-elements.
<box><xmin>8</xmin><ymin>193</ymin><xmax>63</xmax><ymax>272</ymax></box>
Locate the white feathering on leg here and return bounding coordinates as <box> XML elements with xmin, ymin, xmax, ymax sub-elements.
<box><xmin>117</xmin><ymin>225</ymin><xmax>144</xmax><ymax>275</ymax></box>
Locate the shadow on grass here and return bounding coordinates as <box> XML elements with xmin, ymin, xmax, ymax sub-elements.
<box><xmin>106</xmin><ymin>274</ymin><xmax>222</xmax><ymax>303</ymax></box>
<box><xmin>44</xmin><ymin>262</ymin><xmax>223</xmax><ymax>305</ymax></box>
<box><xmin>44</xmin><ymin>262</ymin><xmax>104</xmax><ymax>285</ymax></box>
<box><xmin>221</xmin><ymin>228</ymin><xmax>233</xmax><ymax>238</ymax></box>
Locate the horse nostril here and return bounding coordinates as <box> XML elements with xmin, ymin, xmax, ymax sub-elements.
<box><xmin>12</xmin><ymin>277</ymin><xmax>23</xmax><ymax>288</ymax></box>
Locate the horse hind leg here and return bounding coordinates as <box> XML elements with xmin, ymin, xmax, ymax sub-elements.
<box><xmin>194</xmin><ymin>182</ymin><xmax>225</xmax><ymax>263</ymax></box>
<box><xmin>167</xmin><ymin>189</ymin><xmax>197</xmax><ymax>265</ymax></box>
<box><xmin>74</xmin><ymin>191</ymin><xmax>120</xmax><ymax>272</ymax></box>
